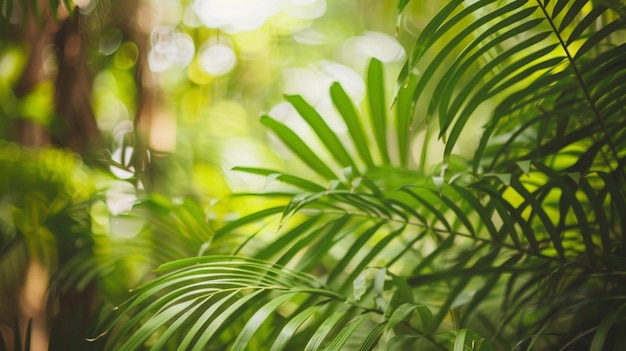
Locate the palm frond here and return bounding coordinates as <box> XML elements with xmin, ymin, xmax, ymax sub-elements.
<box><xmin>105</xmin><ymin>256</ymin><xmax>341</xmax><ymax>350</ymax></box>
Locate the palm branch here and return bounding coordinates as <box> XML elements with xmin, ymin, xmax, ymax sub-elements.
<box><xmin>104</xmin><ymin>1</ymin><xmax>626</xmax><ymax>350</ymax></box>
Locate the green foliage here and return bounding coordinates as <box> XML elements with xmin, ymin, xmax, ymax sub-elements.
<box><xmin>0</xmin><ymin>142</ymin><xmax>106</xmax><ymax>349</ymax></box>
<box><xmin>3</xmin><ymin>0</ymin><xmax>626</xmax><ymax>350</ymax></box>
<box><xmin>0</xmin><ymin>141</ymin><xmax>93</xmax><ymax>272</ymax></box>
<box><xmin>103</xmin><ymin>1</ymin><xmax>626</xmax><ymax>349</ymax></box>
<box><xmin>105</xmin><ymin>1</ymin><xmax>626</xmax><ymax>350</ymax></box>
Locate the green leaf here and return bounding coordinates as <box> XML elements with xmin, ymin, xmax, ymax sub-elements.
<box><xmin>453</xmin><ymin>329</ymin><xmax>468</xmax><ymax>351</ymax></box>
<box><xmin>330</xmin><ymin>83</ymin><xmax>374</xmax><ymax>167</ymax></box>
<box><xmin>551</xmin><ymin>0</ymin><xmax>569</xmax><ymax>19</ymax></box>
<box><xmin>431</xmin><ymin>247</ymin><xmax>501</xmax><ymax>329</ymax></box>
<box><xmin>118</xmin><ymin>300</ymin><xmax>196</xmax><ymax>351</ymax></box>
<box><xmin>231</xmin><ymin>293</ymin><xmax>298</xmax><ymax>350</ymax></box>
<box><xmin>397</xmin><ymin>0</ymin><xmax>410</xmax><ymax>14</ymax></box>
<box><xmin>3</xmin><ymin>1</ymin><xmax>15</xmax><ymax>24</ymax></box>
<box><xmin>430</xmin><ymin>2</ymin><xmax>536</xmax><ymax>122</ymax></box>
<box><xmin>579</xmin><ymin>177</ymin><xmax>611</xmax><ymax>253</ymax></box>
<box><xmin>447</xmin><ymin>185</ymin><xmax>499</xmax><ymax>241</ymax></box>
<box><xmin>232</xmin><ymin>166</ymin><xmax>325</xmax><ymax>192</ymax></box>
<box><xmin>401</xmin><ymin>0</ymin><xmax>466</xmax><ymax>82</ymax></box>
<box><xmin>62</xmin><ymin>0</ymin><xmax>73</xmax><ymax>16</ymax></box>
<box><xmin>304</xmin><ymin>307</ymin><xmax>352</xmax><ymax>351</ymax></box>
<box><xmin>373</xmin><ymin>267</ymin><xmax>387</xmax><ymax>311</ymax></box>
<box><xmin>286</xmin><ymin>94</ymin><xmax>357</xmax><ymax>171</ymax></box>
<box><xmin>176</xmin><ymin>290</ymin><xmax>241</xmax><ymax>351</ymax></box>
<box><xmin>436</xmin><ymin>188</ymin><xmax>477</xmax><ymax>237</ymax></box>
<box><xmin>566</xmin><ymin>6</ymin><xmax>606</xmax><ymax>45</ymax></box>
<box><xmin>557</xmin><ymin>0</ymin><xmax>588</xmax><ymax>33</ymax></box>
<box><xmin>113</xmin><ymin>279</ymin><xmax>215</xmax><ymax>349</ymax></box>
<box><xmin>386</xmin><ymin>335</ymin><xmax>420</xmax><ymax>351</ymax></box>
<box><xmin>386</xmin><ymin>303</ymin><xmax>433</xmax><ymax>332</ymax></box>
<box><xmin>589</xmin><ymin>303</ymin><xmax>625</xmax><ymax>351</ymax></box>
<box><xmin>255</xmin><ymin>215</ymin><xmax>322</xmax><ymax>261</ymax></box>
<box><xmin>277</xmin><ymin>192</ymin><xmax>331</xmax><ymax>226</ymax></box>
<box><xmin>337</xmin><ymin>225</ymin><xmax>406</xmax><ymax>296</ymax></box>
<box><xmin>352</xmin><ymin>272</ymin><xmax>367</xmax><ymax>301</ymax></box>
<box><xmin>367</xmin><ymin>58</ymin><xmax>390</xmax><ymax>164</ymax></box>
<box><xmin>458</xmin><ymin>271</ymin><xmax>504</xmax><ymax>326</ymax></box>
<box><xmin>358</xmin><ymin>322</ymin><xmax>385</xmax><ymax>351</ymax></box>
<box><xmin>261</xmin><ymin>116</ymin><xmax>337</xmax><ymax>180</ymax></box>
<box><xmin>270</xmin><ymin>305</ymin><xmax>321</xmax><ymax>351</ymax></box>
<box><xmin>409</xmin><ymin>234</ymin><xmax>456</xmax><ymax>277</ymax></box>
<box><xmin>324</xmin><ymin>314</ymin><xmax>369</xmax><ymax>351</ymax></box>
<box><xmin>484</xmin><ymin>51</ymin><xmax>564</xmax><ymax>101</ymax></box>
<box><xmin>574</xmin><ymin>18</ymin><xmax>626</xmax><ymax>59</ymax></box>
<box><xmin>394</xmin><ymin>66</ymin><xmax>417</xmax><ymax>167</ymax></box>
<box><xmin>442</xmin><ymin>31</ymin><xmax>554</xmax><ymax>156</ymax></box>
<box><xmin>474</xmin><ymin>182</ymin><xmax>539</xmax><ymax>253</ymax></box>
<box><xmin>214</xmin><ymin>206</ymin><xmax>285</xmax><ymax>241</ymax></box>
<box><xmin>402</xmin><ymin>186</ymin><xmax>453</xmax><ymax>233</ymax></box>
<box><xmin>278</xmin><ymin>215</ymin><xmax>349</xmax><ymax>268</ymax></box>
<box><xmin>149</xmin><ymin>300</ymin><xmax>207</xmax><ymax>351</ymax></box>
<box><xmin>420</xmin><ymin>0</ymin><xmax>512</xmax><ymax>122</ymax></box>
<box><xmin>192</xmin><ymin>289</ymin><xmax>266</xmax><ymax>348</ymax></box>
<box><xmin>327</xmin><ymin>221</ymin><xmax>385</xmax><ymax>285</ymax></box>
<box><xmin>386</xmin><ymin>303</ymin><xmax>416</xmax><ymax>330</ymax></box>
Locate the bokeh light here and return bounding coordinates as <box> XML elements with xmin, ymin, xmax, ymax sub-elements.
<box><xmin>148</xmin><ymin>29</ymin><xmax>195</xmax><ymax>72</ymax></box>
<box><xmin>197</xmin><ymin>40</ymin><xmax>237</xmax><ymax>76</ymax></box>
<box><xmin>284</xmin><ymin>0</ymin><xmax>326</xmax><ymax>20</ymax></box>
<box><xmin>193</xmin><ymin>0</ymin><xmax>284</xmax><ymax>33</ymax></box>
<box><xmin>105</xmin><ymin>180</ymin><xmax>137</xmax><ymax>216</ymax></box>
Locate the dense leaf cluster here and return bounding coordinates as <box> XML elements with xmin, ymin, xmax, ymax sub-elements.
<box><xmin>103</xmin><ymin>0</ymin><xmax>626</xmax><ymax>350</ymax></box>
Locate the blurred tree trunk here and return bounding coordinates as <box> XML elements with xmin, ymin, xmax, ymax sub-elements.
<box><xmin>11</xmin><ymin>0</ymin><xmax>102</xmax><ymax>154</ymax></box>
<box><xmin>11</xmin><ymin>0</ymin><xmax>60</xmax><ymax>148</ymax></box>
<box><xmin>3</xmin><ymin>0</ymin><xmax>153</xmax><ymax>350</ymax></box>
<box><xmin>53</xmin><ymin>11</ymin><xmax>101</xmax><ymax>154</ymax></box>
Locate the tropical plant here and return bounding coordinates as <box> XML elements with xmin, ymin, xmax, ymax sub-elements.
<box><xmin>98</xmin><ymin>0</ymin><xmax>626</xmax><ymax>350</ymax></box>
<box><xmin>2</xmin><ymin>0</ymin><xmax>625</xmax><ymax>350</ymax></box>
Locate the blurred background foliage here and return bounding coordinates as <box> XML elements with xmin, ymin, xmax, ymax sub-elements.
<box><xmin>1</xmin><ymin>0</ymin><xmax>625</xmax><ymax>350</ymax></box>
<box><xmin>0</xmin><ymin>0</ymin><xmax>419</xmax><ymax>348</ymax></box>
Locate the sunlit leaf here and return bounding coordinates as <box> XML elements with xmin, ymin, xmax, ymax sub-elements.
<box><xmin>358</xmin><ymin>322</ymin><xmax>385</xmax><ymax>351</ymax></box>
<box><xmin>232</xmin><ymin>166</ymin><xmax>325</xmax><ymax>192</ymax></box>
<box><xmin>367</xmin><ymin>58</ymin><xmax>390</xmax><ymax>164</ymax></box>
<box><xmin>286</xmin><ymin>94</ymin><xmax>357</xmax><ymax>171</ymax></box>
<box><xmin>304</xmin><ymin>307</ymin><xmax>352</xmax><ymax>351</ymax></box>
<box><xmin>324</xmin><ymin>314</ymin><xmax>368</xmax><ymax>351</ymax></box>
<box><xmin>231</xmin><ymin>293</ymin><xmax>299</xmax><ymax>350</ymax></box>
<box><xmin>330</xmin><ymin>82</ymin><xmax>374</xmax><ymax>168</ymax></box>
<box><xmin>261</xmin><ymin>116</ymin><xmax>337</xmax><ymax>180</ymax></box>
<box><xmin>352</xmin><ymin>272</ymin><xmax>367</xmax><ymax>301</ymax></box>
<box><xmin>269</xmin><ymin>305</ymin><xmax>320</xmax><ymax>351</ymax></box>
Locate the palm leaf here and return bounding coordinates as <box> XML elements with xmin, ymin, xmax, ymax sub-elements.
<box><xmin>104</xmin><ymin>256</ymin><xmax>366</xmax><ymax>350</ymax></box>
<box><xmin>285</xmin><ymin>94</ymin><xmax>358</xmax><ymax>171</ymax></box>
<box><xmin>330</xmin><ymin>82</ymin><xmax>375</xmax><ymax>168</ymax></box>
<box><xmin>261</xmin><ymin>116</ymin><xmax>337</xmax><ymax>180</ymax></box>
<box><xmin>367</xmin><ymin>58</ymin><xmax>390</xmax><ymax>164</ymax></box>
